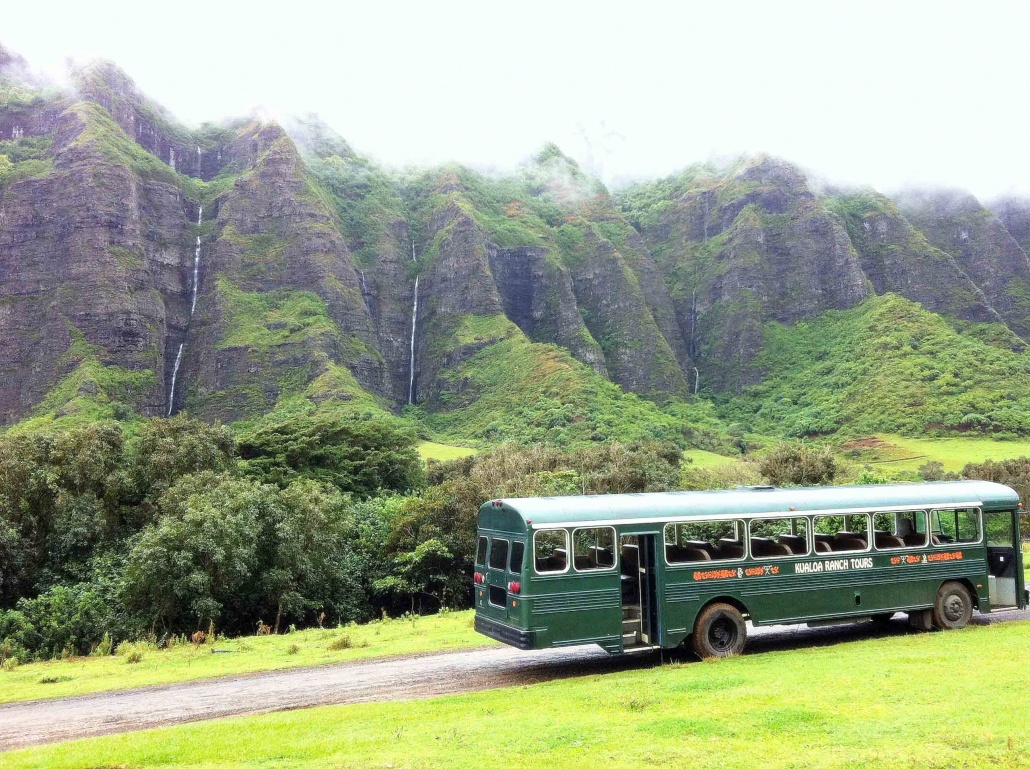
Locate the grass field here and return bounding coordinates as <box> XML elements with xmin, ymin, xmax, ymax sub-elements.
<box><xmin>0</xmin><ymin>610</ymin><xmax>488</xmax><ymax>706</ymax></box>
<box><xmin>682</xmin><ymin>448</ymin><xmax>740</xmax><ymax>469</ymax></box>
<box><xmin>7</xmin><ymin>620</ymin><xmax>1030</xmax><ymax>769</ymax></box>
<box><xmin>846</xmin><ymin>435</ymin><xmax>1030</xmax><ymax>473</ymax></box>
<box><xmin>417</xmin><ymin>441</ymin><xmax>478</xmax><ymax>462</ymax></box>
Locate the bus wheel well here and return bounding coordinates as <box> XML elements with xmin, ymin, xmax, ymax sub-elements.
<box><xmin>698</xmin><ymin>596</ymin><xmax>750</xmax><ymax>620</ymax></box>
<box><xmin>947</xmin><ymin>578</ymin><xmax>980</xmax><ymax>610</ymax></box>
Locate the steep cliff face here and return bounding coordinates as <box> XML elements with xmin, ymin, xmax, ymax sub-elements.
<box><xmin>4</xmin><ymin>48</ymin><xmax>1030</xmax><ymax>440</ymax></box>
<box><xmin>896</xmin><ymin>189</ymin><xmax>1030</xmax><ymax>338</ymax></box>
<box><xmin>620</xmin><ymin>156</ymin><xmax>871</xmax><ymax>391</ymax></box>
<box><xmin>0</xmin><ymin>96</ymin><xmax>195</xmax><ymax>423</ymax></box>
<box><xmin>827</xmin><ymin>191</ymin><xmax>1004</xmax><ymax>327</ymax></box>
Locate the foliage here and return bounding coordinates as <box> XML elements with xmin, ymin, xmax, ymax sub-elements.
<box><xmin>961</xmin><ymin>457</ymin><xmax>1030</xmax><ymax>537</ymax></box>
<box><xmin>237</xmin><ymin>414</ymin><xmax>424</xmax><ymax>497</ymax></box>
<box><xmin>758</xmin><ymin>442</ymin><xmax>838</xmax><ymax>486</ymax></box>
<box><xmin>724</xmin><ymin>294</ymin><xmax>1030</xmax><ymax>437</ymax></box>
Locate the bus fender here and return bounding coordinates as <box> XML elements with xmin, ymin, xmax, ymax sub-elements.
<box><xmin>689</xmin><ymin>596</ymin><xmax>750</xmax><ymax>631</ymax></box>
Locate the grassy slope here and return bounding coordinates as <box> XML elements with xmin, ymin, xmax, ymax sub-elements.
<box><xmin>8</xmin><ymin>621</ymin><xmax>1030</xmax><ymax>769</ymax></box>
<box><xmin>418</xmin><ymin>314</ymin><xmax>725</xmax><ymax>448</ymax></box>
<box><xmin>416</xmin><ymin>441</ymin><xmax>478</xmax><ymax>462</ymax></box>
<box><xmin>857</xmin><ymin>434</ymin><xmax>1030</xmax><ymax>473</ymax></box>
<box><xmin>724</xmin><ymin>294</ymin><xmax>1030</xmax><ymax>438</ymax></box>
<box><xmin>0</xmin><ymin>611</ymin><xmax>488</xmax><ymax>706</ymax></box>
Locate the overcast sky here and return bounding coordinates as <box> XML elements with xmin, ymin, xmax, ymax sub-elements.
<box><xmin>5</xmin><ymin>0</ymin><xmax>1029</xmax><ymax>198</ymax></box>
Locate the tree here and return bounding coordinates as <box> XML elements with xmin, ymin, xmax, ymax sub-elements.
<box><xmin>121</xmin><ymin>473</ymin><xmax>269</xmax><ymax>632</ymax></box>
<box><xmin>261</xmin><ymin>479</ymin><xmax>360</xmax><ymax>632</ymax></box>
<box><xmin>237</xmin><ymin>414</ymin><xmax>424</xmax><ymax>497</ymax></box>
<box><xmin>759</xmin><ymin>442</ymin><xmax>838</xmax><ymax>486</ymax></box>
<box><xmin>962</xmin><ymin>457</ymin><xmax>1030</xmax><ymax>538</ymax></box>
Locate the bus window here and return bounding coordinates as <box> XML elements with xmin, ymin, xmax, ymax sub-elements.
<box><xmin>534</xmin><ymin>530</ymin><xmax>569</xmax><ymax>574</ymax></box>
<box><xmin>510</xmin><ymin>541</ymin><xmax>525</xmax><ymax>573</ymax></box>
<box><xmin>489</xmin><ymin>538</ymin><xmax>509</xmax><ymax>571</ymax></box>
<box><xmin>476</xmin><ymin>536</ymin><xmax>488</xmax><ymax>566</ymax></box>
<box><xmin>665</xmin><ymin>520</ymin><xmax>745</xmax><ymax>563</ymax></box>
<box><xmin>573</xmin><ymin>527</ymin><xmax>616</xmax><ymax>571</ymax></box>
<box><xmin>812</xmin><ymin>514</ymin><xmax>870</xmax><ymax>552</ymax></box>
<box><xmin>749</xmin><ymin>517</ymin><xmax>809</xmax><ymax>557</ymax></box>
<box><xmin>930</xmin><ymin>508</ymin><xmax>981</xmax><ymax>545</ymax></box>
<box><xmin>872</xmin><ymin>511</ymin><xmax>927</xmax><ymax>549</ymax></box>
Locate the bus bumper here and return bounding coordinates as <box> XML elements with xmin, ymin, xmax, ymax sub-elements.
<box><xmin>475</xmin><ymin>615</ymin><xmax>535</xmax><ymax>650</ymax></box>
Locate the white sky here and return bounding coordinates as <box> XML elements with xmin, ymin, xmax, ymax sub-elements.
<box><xmin>5</xmin><ymin>0</ymin><xmax>1030</xmax><ymax>198</ymax></box>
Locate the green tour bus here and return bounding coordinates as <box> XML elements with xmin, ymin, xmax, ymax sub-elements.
<box><xmin>473</xmin><ymin>481</ymin><xmax>1027</xmax><ymax>658</ymax></box>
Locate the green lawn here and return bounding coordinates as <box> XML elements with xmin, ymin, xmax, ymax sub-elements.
<box><xmin>417</xmin><ymin>440</ymin><xmax>478</xmax><ymax>462</ymax></box>
<box><xmin>8</xmin><ymin>620</ymin><xmax>1030</xmax><ymax>768</ymax></box>
<box><xmin>0</xmin><ymin>610</ymin><xmax>489</xmax><ymax>706</ymax></box>
<box><xmin>858</xmin><ymin>435</ymin><xmax>1030</xmax><ymax>473</ymax></box>
<box><xmin>682</xmin><ymin>448</ymin><xmax>739</xmax><ymax>469</ymax></box>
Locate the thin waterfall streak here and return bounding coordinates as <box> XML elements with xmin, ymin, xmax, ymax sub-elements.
<box><xmin>407</xmin><ymin>240</ymin><xmax>419</xmax><ymax>405</ymax></box>
<box><xmin>166</xmin><ymin>343</ymin><xmax>184</xmax><ymax>417</ymax></box>
<box><xmin>167</xmin><ymin>204</ymin><xmax>203</xmax><ymax>416</ymax></box>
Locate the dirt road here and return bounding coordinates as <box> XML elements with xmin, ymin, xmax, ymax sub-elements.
<box><xmin>2</xmin><ymin>610</ymin><xmax>1026</xmax><ymax>751</ymax></box>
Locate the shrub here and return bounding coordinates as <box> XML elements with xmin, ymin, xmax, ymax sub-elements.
<box><xmin>759</xmin><ymin>443</ymin><xmax>838</xmax><ymax>486</ymax></box>
<box><xmin>287</xmin><ymin>644</ymin><xmax>299</xmax><ymax>655</ymax></box>
<box><xmin>327</xmin><ymin>634</ymin><xmax>353</xmax><ymax>651</ymax></box>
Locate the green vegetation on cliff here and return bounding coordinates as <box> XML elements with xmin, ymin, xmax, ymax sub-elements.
<box><xmin>724</xmin><ymin>294</ymin><xmax>1030</xmax><ymax>437</ymax></box>
<box><xmin>419</xmin><ymin>314</ymin><xmax>721</xmax><ymax>448</ymax></box>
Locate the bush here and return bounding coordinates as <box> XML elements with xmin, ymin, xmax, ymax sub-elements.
<box><xmin>327</xmin><ymin>634</ymin><xmax>353</xmax><ymax>651</ymax></box>
<box><xmin>759</xmin><ymin>443</ymin><xmax>838</xmax><ymax>486</ymax></box>
<box><xmin>237</xmin><ymin>414</ymin><xmax>424</xmax><ymax>497</ymax></box>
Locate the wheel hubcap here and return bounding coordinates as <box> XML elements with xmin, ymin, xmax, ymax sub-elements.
<box><xmin>709</xmin><ymin>617</ymin><xmax>737</xmax><ymax>651</ymax></box>
<box><xmin>943</xmin><ymin>595</ymin><xmax>964</xmax><ymax>622</ymax></box>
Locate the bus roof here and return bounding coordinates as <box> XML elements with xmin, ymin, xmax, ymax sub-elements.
<box><xmin>481</xmin><ymin>480</ymin><xmax>1020</xmax><ymax>528</ymax></box>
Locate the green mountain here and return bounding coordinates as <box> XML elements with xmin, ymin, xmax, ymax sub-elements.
<box><xmin>2</xmin><ymin>48</ymin><xmax>1029</xmax><ymax>443</ymax></box>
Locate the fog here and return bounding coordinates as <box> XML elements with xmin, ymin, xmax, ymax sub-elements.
<box><xmin>5</xmin><ymin>0</ymin><xmax>1030</xmax><ymax>198</ymax></box>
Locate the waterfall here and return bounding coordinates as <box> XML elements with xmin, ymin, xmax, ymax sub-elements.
<box><xmin>167</xmin><ymin>204</ymin><xmax>204</xmax><ymax>416</ymax></box>
<box><xmin>190</xmin><ymin>206</ymin><xmax>203</xmax><ymax>314</ymax></box>
<box><xmin>407</xmin><ymin>240</ymin><xmax>419</xmax><ymax>405</ymax></box>
<box><xmin>166</xmin><ymin>343</ymin><xmax>184</xmax><ymax>417</ymax></box>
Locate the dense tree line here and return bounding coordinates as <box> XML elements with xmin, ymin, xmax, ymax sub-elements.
<box><xmin>0</xmin><ymin>416</ymin><xmax>680</xmax><ymax>661</ymax></box>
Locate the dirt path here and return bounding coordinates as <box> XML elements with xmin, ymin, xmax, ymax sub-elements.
<box><xmin>2</xmin><ymin>610</ymin><xmax>1026</xmax><ymax>752</ymax></box>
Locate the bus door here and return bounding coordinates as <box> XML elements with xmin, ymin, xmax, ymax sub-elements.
<box><xmin>984</xmin><ymin>511</ymin><xmax>1025</xmax><ymax>609</ymax></box>
<box><xmin>620</xmin><ymin>534</ymin><xmax>658</xmax><ymax>648</ymax></box>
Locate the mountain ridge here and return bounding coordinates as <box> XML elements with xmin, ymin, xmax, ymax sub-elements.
<box><xmin>2</xmin><ymin>48</ymin><xmax>1029</xmax><ymax>442</ymax></box>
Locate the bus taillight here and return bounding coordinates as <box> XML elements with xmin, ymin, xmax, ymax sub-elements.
<box><xmin>508</xmin><ymin>581</ymin><xmax>521</xmax><ymax>594</ymax></box>
<box><xmin>473</xmin><ymin>572</ymin><xmax>484</xmax><ymax>584</ymax></box>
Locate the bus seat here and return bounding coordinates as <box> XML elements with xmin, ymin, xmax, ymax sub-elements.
<box><xmin>835</xmin><ymin>532</ymin><xmax>867</xmax><ymax>550</ymax></box>
<box><xmin>590</xmin><ymin>546</ymin><xmax>614</xmax><ymax>568</ymax></box>
<box><xmin>874</xmin><ymin>532</ymin><xmax>905</xmax><ymax>549</ymax></box>
<box><xmin>815</xmin><ymin>540</ymin><xmax>832</xmax><ymax>553</ymax></box>
<box><xmin>904</xmin><ymin>532</ymin><xmax>927</xmax><ymax>547</ymax></box>
<box><xmin>666</xmin><ymin>544</ymin><xmax>711</xmax><ymax>562</ymax></box>
<box><xmin>778</xmin><ymin>534</ymin><xmax>807</xmax><ymax>554</ymax></box>
<box><xmin>686</xmin><ymin>539</ymin><xmax>716</xmax><ymax>557</ymax></box>
<box><xmin>621</xmin><ymin>544</ymin><xmax>639</xmax><ymax>573</ymax></box>
<box><xmin>716</xmin><ymin>539</ymin><xmax>744</xmax><ymax>558</ymax></box>
<box><xmin>814</xmin><ymin>533</ymin><xmax>835</xmax><ymax>546</ymax></box>
<box><xmin>750</xmin><ymin>538</ymin><xmax>791</xmax><ymax>557</ymax></box>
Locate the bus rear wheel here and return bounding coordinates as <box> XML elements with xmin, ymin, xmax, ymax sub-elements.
<box><xmin>932</xmin><ymin>582</ymin><xmax>972</xmax><ymax>630</ymax></box>
<box><xmin>692</xmin><ymin>602</ymin><xmax>747</xmax><ymax>659</ymax></box>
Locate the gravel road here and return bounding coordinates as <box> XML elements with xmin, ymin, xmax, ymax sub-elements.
<box><xmin>2</xmin><ymin>609</ymin><xmax>1026</xmax><ymax>752</ymax></box>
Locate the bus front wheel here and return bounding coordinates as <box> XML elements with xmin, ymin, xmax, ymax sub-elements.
<box><xmin>692</xmin><ymin>602</ymin><xmax>747</xmax><ymax>659</ymax></box>
<box><xmin>932</xmin><ymin>582</ymin><xmax>972</xmax><ymax>630</ymax></box>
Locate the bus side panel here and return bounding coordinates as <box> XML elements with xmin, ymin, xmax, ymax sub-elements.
<box><xmin>661</xmin><ymin>548</ymin><xmax>989</xmax><ymax>636</ymax></box>
<box><xmin>524</xmin><ymin>571</ymin><xmax>622</xmax><ymax>650</ymax></box>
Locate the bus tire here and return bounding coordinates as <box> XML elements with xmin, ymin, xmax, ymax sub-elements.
<box><xmin>932</xmin><ymin>582</ymin><xmax>972</xmax><ymax>630</ymax></box>
<box><xmin>692</xmin><ymin>602</ymin><xmax>747</xmax><ymax>659</ymax></box>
